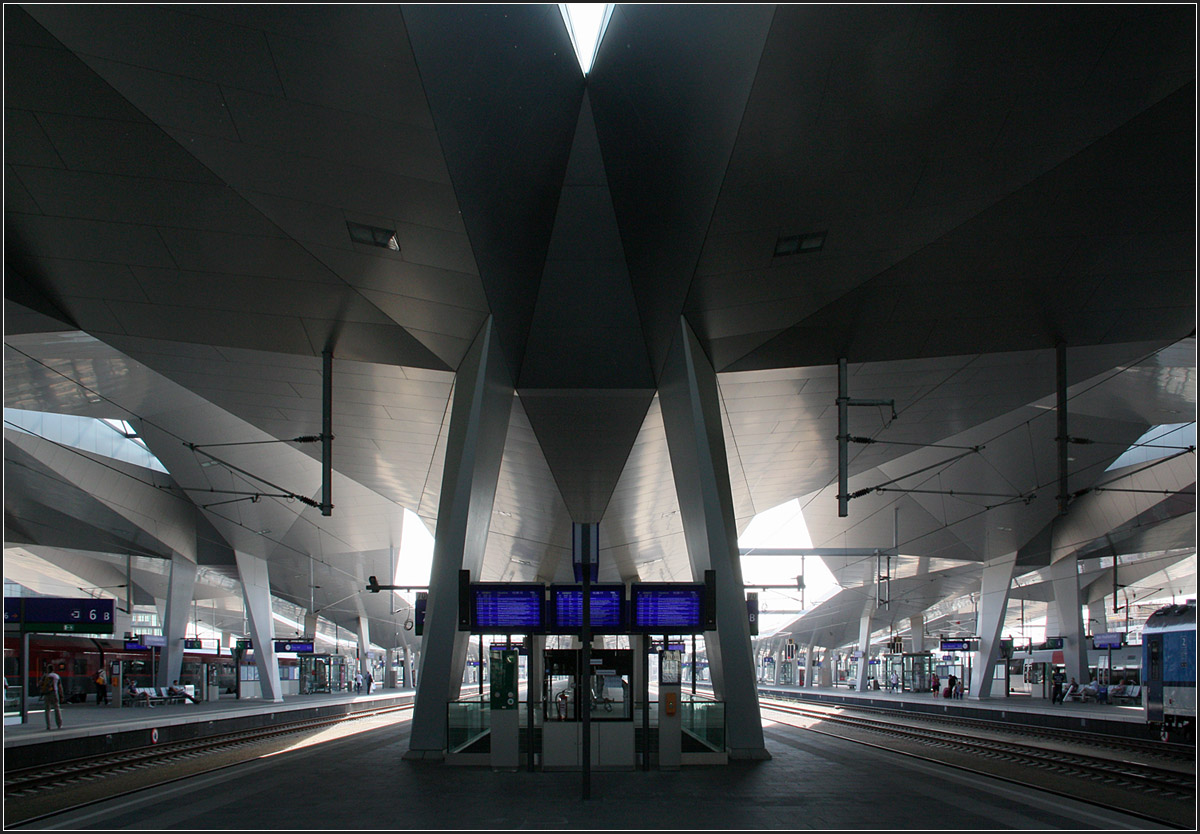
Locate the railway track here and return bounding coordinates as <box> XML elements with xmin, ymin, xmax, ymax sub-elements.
<box><xmin>761</xmin><ymin>697</ymin><xmax>1195</xmax><ymax>828</ymax></box>
<box><xmin>4</xmin><ymin>703</ymin><xmax>412</xmax><ymax>826</ymax></box>
<box><xmin>760</xmin><ymin>686</ymin><xmax>1192</xmax><ymax>762</ymax></box>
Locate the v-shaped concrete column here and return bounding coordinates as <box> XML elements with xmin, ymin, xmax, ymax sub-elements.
<box><xmin>157</xmin><ymin>553</ymin><xmax>198</xmax><ymax>688</ymax></box>
<box><xmin>236</xmin><ymin>550</ymin><xmax>282</xmax><ymax>702</ymax></box>
<box><xmin>969</xmin><ymin>551</ymin><xmax>1017</xmax><ymax>700</ymax></box>
<box><xmin>659</xmin><ymin>317</ymin><xmax>768</xmax><ymax>760</ymax></box>
<box><xmin>407</xmin><ymin>318</ymin><xmax>513</xmax><ymax>757</ymax></box>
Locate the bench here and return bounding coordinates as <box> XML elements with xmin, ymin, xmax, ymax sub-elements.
<box><xmin>125</xmin><ymin>685</ymin><xmax>196</xmax><ymax>706</ymax></box>
<box><xmin>1109</xmin><ymin>685</ymin><xmax>1141</xmax><ymax>705</ymax></box>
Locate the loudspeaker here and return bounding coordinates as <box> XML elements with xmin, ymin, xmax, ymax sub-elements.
<box><xmin>458</xmin><ymin>569</ymin><xmax>471</xmax><ymax>631</ymax></box>
<box><xmin>703</xmin><ymin>570</ymin><xmax>717</xmax><ymax>629</ymax></box>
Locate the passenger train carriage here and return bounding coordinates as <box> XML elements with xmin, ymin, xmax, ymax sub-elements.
<box><xmin>4</xmin><ymin>634</ymin><xmax>242</xmax><ymax>701</ymax></box>
<box><xmin>1142</xmin><ymin>601</ymin><xmax>1196</xmax><ymax>743</ymax></box>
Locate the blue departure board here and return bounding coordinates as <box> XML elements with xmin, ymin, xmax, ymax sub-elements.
<box><xmin>471</xmin><ymin>584</ymin><xmax>544</xmax><ymax>633</ymax></box>
<box><xmin>940</xmin><ymin>640</ymin><xmax>971</xmax><ymax>651</ymax></box>
<box><xmin>548</xmin><ymin>584</ymin><xmax>625</xmax><ymax>633</ymax></box>
<box><xmin>275</xmin><ymin>640</ymin><xmax>315</xmax><ymax>653</ymax></box>
<box><xmin>631</xmin><ymin>584</ymin><xmax>706</xmax><ymax>633</ymax></box>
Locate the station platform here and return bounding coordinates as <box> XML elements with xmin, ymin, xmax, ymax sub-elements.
<box><xmin>4</xmin><ymin>687</ymin><xmax>415</xmax><ymax>769</ymax></box>
<box><xmin>755</xmin><ymin>682</ymin><xmax>1154</xmax><ymax>741</ymax></box>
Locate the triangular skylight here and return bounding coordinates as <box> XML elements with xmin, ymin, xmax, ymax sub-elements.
<box><xmin>1105</xmin><ymin>422</ymin><xmax>1196</xmax><ymax>471</ymax></box>
<box><xmin>559</xmin><ymin>4</ymin><xmax>614</xmax><ymax>75</ymax></box>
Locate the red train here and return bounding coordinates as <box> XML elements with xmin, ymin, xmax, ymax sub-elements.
<box><xmin>4</xmin><ymin>634</ymin><xmax>238</xmax><ymax>703</ymax></box>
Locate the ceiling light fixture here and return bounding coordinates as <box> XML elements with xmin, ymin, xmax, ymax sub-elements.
<box><xmin>774</xmin><ymin>231</ymin><xmax>826</xmax><ymax>257</ymax></box>
<box><xmin>346</xmin><ymin>220</ymin><xmax>400</xmax><ymax>251</ymax></box>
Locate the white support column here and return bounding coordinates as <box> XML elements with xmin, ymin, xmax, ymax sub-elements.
<box><xmin>659</xmin><ymin>317</ymin><xmax>768</xmax><ymax>760</ymax></box>
<box><xmin>969</xmin><ymin>552</ymin><xmax>1017</xmax><ymax>700</ymax></box>
<box><xmin>1049</xmin><ymin>554</ymin><xmax>1089</xmax><ymax>685</ymax></box>
<box><xmin>158</xmin><ymin>553</ymin><xmax>198</xmax><ymax>687</ymax></box>
<box><xmin>855</xmin><ymin>609</ymin><xmax>873</xmax><ymax>692</ymax></box>
<box><xmin>407</xmin><ymin>318</ymin><xmax>512</xmax><ymax>758</ymax></box>
<box><xmin>235</xmin><ymin>550</ymin><xmax>283</xmax><ymax>702</ymax></box>
<box><xmin>909</xmin><ymin>614</ymin><xmax>926</xmax><ymax>653</ymax></box>
<box><xmin>357</xmin><ymin>616</ymin><xmax>371</xmax><ymax>682</ymax></box>
<box><xmin>803</xmin><ymin>643</ymin><xmax>814</xmax><ymax>688</ymax></box>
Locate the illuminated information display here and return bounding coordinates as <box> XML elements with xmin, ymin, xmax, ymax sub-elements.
<box><xmin>6</xmin><ymin>597</ymin><xmax>115</xmax><ymax>633</ymax></box>
<box><xmin>471</xmin><ymin>584</ymin><xmax>544</xmax><ymax>632</ymax></box>
<box><xmin>631</xmin><ymin>584</ymin><xmax>706</xmax><ymax>633</ymax></box>
<box><xmin>275</xmin><ymin>640</ymin><xmax>315</xmax><ymax>653</ymax></box>
<box><xmin>940</xmin><ymin>640</ymin><xmax>972</xmax><ymax>651</ymax></box>
<box><xmin>549</xmin><ymin>584</ymin><xmax>625</xmax><ymax>632</ymax></box>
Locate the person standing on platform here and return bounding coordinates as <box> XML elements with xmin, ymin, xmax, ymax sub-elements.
<box><xmin>1051</xmin><ymin>669</ymin><xmax>1065</xmax><ymax>704</ymax></box>
<box><xmin>930</xmin><ymin>671</ymin><xmax>939</xmax><ymax>696</ymax></box>
<box><xmin>94</xmin><ymin>667</ymin><xmax>108</xmax><ymax>705</ymax></box>
<box><xmin>954</xmin><ymin>678</ymin><xmax>964</xmax><ymax>699</ymax></box>
<box><xmin>41</xmin><ymin>664</ymin><xmax>64</xmax><ymax>730</ymax></box>
<box><xmin>889</xmin><ymin>670</ymin><xmax>899</xmax><ymax>692</ymax></box>
<box><xmin>355</xmin><ymin>671</ymin><xmax>363</xmax><ymax>693</ymax></box>
<box><xmin>364</xmin><ymin>671</ymin><xmax>373</xmax><ymax>694</ymax></box>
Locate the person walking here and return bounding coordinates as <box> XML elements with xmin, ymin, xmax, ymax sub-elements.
<box><xmin>364</xmin><ymin>671</ymin><xmax>373</xmax><ymax>694</ymax></box>
<box><xmin>41</xmin><ymin>664</ymin><xmax>65</xmax><ymax>730</ymax></box>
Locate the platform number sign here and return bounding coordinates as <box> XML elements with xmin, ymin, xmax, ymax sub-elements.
<box><xmin>6</xmin><ymin>597</ymin><xmax>115</xmax><ymax>633</ymax></box>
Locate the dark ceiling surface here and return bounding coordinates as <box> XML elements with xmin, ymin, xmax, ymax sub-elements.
<box><xmin>4</xmin><ymin>4</ymin><xmax>1195</xmax><ymax>649</ymax></box>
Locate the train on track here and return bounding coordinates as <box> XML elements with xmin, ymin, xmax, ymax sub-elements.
<box><xmin>1142</xmin><ymin>601</ymin><xmax>1195</xmax><ymax>744</ymax></box>
<box><xmin>4</xmin><ymin>634</ymin><xmax>253</xmax><ymax>702</ymax></box>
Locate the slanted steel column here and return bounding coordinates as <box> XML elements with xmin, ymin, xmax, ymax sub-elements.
<box><xmin>158</xmin><ymin>553</ymin><xmax>198</xmax><ymax>688</ymax></box>
<box><xmin>235</xmin><ymin>550</ymin><xmax>283</xmax><ymax>702</ymax></box>
<box><xmin>406</xmin><ymin>318</ymin><xmax>513</xmax><ymax>758</ymax></box>
<box><xmin>968</xmin><ymin>552</ymin><xmax>1017</xmax><ymax>700</ymax></box>
<box><xmin>659</xmin><ymin>317</ymin><xmax>768</xmax><ymax>760</ymax></box>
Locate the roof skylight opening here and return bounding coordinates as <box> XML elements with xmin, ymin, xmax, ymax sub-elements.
<box><xmin>1105</xmin><ymin>422</ymin><xmax>1196</xmax><ymax>471</ymax></box>
<box><xmin>774</xmin><ymin>231</ymin><xmax>826</xmax><ymax>257</ymax></box>
<box><xmin>560</xmin><ymin>4</ymin><xmax>614</xmax><ymax>75</ymax></box>
<box><xmin>347</xmin><ymin>221</ymin><xmax>400</xmax><ymax>251</ymax></box>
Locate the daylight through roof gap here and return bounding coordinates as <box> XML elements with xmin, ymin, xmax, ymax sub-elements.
<box><xmin>347</xmin><ymin>221</ymin><xmax>400</xmax><ymax>251</ymax></box>
<box><xmin>560</xmin><ymin>4</ymin><xmax>614</xmax><ymax>75</ymax></box>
